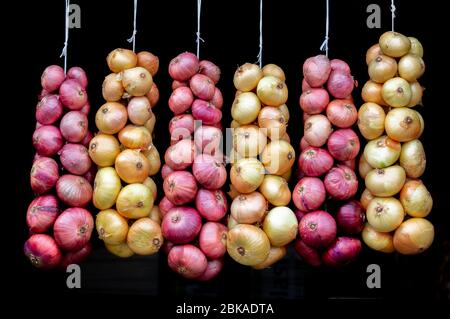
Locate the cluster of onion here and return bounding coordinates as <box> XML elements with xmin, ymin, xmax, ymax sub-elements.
<box><xmin>295</xmin><ymin>55</ymin><xmax>363</xmax><ymax>267</ymax></box>
<box><xmin>162</xmin><ymin>52</ymin><xmax>228</xmax><ymax>281</ymax></box>
<box><xmin>228</xmin><ymin>63</ymin><xmax>297</xmax><ymax>269</ymax></box>
<box><xmin>90</xmin><ymin>48</ymin><xmax>163</xmax><ymax>257</ymax></box>
<box><xmin>359</xmin><ymin>32</ymin><xmax>434</xmax><ymax>255</ymax></box>
<box><xmin>25</xmin><ymin>65</ymin><xmax>94</xmax><ymax>270</ymax></box>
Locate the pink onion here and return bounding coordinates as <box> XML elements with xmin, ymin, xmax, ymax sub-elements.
<box><xmin>295</xmin><ymin>209</ymin><xmax>307</xmax><ymax>223</ymax></box>
<box><xmin>326</xmin><ymin>99</ymin><xmax>357</xmax><ymax>128</ymax></box>
<box><xmin>169</xmin><ymin>87</ymin><xmax>194</xmax><ymax>115</ymax></box>
<box><xmin>304</xmin><ymin>114</ymin><xmax>332</xmax><ymax>147</ymax></box>
<box><xmin>39</xmin><ymin>88</ymin><xmax>50</xmax><ymax>100</ymax></box>
<box><xmin>161</xmin><ymin>164</ymin><xmax>175</xmax><ymax>180</ymax></box>
<box><xmin>322</xmin><ymin>237</ymin><xmax>361</xmax><ymax>267</ymax></box>
<box><xmin>67</xmin><ymin>67</ymin><xmax>88</xmax><ymax>88</ymax></box>
<box><xmin>60</xmin><ymin>242</ymin><xmax>92</xmax><ymax>269</ymax></box>
<box><xmin>162</xmin><ymin>207</ymin><xmax>202</xmax><ymax>244</ymax></box>
<box><xmin>32</xmin><ymin>125</ymin><xmax>63</xmax><ymax>156</ymax></box>
<box><xmin>195</xmin><ymin>189</ymin><xmax>228</xmax><ymax>221</ymax></box>
<box><xmin>190</xmin><ymin>74</ymin><xmax>215</xmax><ymax>100</ymax></box>
<box><xmin>199</xmin><ymin>222</ymin><xmax>227</xmax><ymax>259</ymax></box>
<box><xmin>330</xmin><ymin>59</ymin><xmax>351</xmax><ymax>74</ymax></box>
<box><xmin>327</xmin><ymin>71</ymin><xmax>355</xmax><ymax>99</ymax></box>
<box><xmin>194</xmin><ymin>125</ymin><xmax>222</xmax><ymax>155</ymax></box>
<box><xmin>159</xmin><ymin>196</ymin><xmax>176</xmax><ymax>216</ymax></box>
<box><xmin>300</xmin><ymin>137</ymin><xmax>311</xmax><ymax>151</ymax></box>
<box><xmin>59</xmin><ymin>79</ymin><xmax>88</xmax><ymax>110</ymax></box>
<box><xmin>60</xmin><ymin>111</ymin><xmax>88</xmax><ymax>143</ymax></box>
<box><xmin>169</xmin><ymin>114</ymin><xmax>195</xmax><ymax>144</ymax></box>
<box><xmin>192</xmin><ymin>154</ymin><xmax>227</xmax><ymax>190</ymax></box>
<box><xmin>211</xmin><ymin>88</ymin><xmax>223</xmax><ymax>109</ymax></box>
<box><xmin>24</xmin><ymin>234</ymin><xmax>62</xmax><ymax>269</ymax></box>
<box><xmin>299</xmin><ymin>210</ymin><xmax>337</xmax><ymax>248</ymax></box>
<box><xmin>197</xmin><ymin>259</ymin><xmax>224</xmax><ymax>281</ymax></box>
<box><xmin>298</xmin><ymin>147</ymin><xmax>334</xmax><ymax>177</ymax></box>
<box><xmin>169</xmin><ymin>52</ymin><xmax>200</xmax><ymax>81</ymax></box>
<box><xmin>294</xmin><ymin>239</ymin><xmax>322</xmax><ymax>266</ymax></box>
<box><xmin>324</xmin><ymin>165</ymin><xmax>358</xmax><ymax>200</ymax></box>
<box><xmin>83</xmin><ymin>165</ymin><xmax>96</xmax><ymax>184</ymax></box>
<box><xmin>41</xmin><ymin>65</ymin><xmax>65</xmax><ymax>92</ymax></box>
<box><xmin>299</xmin><ymin>88</ymin><xmax>329</xmax><ymax>114</ymax></box>
<box><xmin>327</xmin><ymin>129</ymin><xmax>360</xmax><ymax>161</ymax></box>
<box><xmin>164</xmin><ymin>139</ymin><xmax>195</xmax><ymax>170</ymax></box>
<box><xmin>56</xmin><ymin>174</ymin><xmax>93</xmax><ymax>207</ymax></box>
<box><xmin>199</xmin><ymin>60</ymin><xmax>221</xmax><ymax>84</ymax></box>
<box><xmin>30</xmin><ymin>157</ymin><xmax>59</xmax><ymax>194</ymax></box>
<box><xmin>340</xmin><ymin>158</ymin><xmax>356</xmax><ymax>170</ymax></box>
<box><xmin>336</xmin><ymin>200</ymin><xmax>365</xmax><ymax>234</ymax></box>
<box><xmin>293</xmin><ymin>177</ymin><xmax>326</xmax><ymax>212</ymax></box>
<box><xmin>80</xmin><ymin>130</ymin><xmax>93</xmax><ymax>148</ymax></box>
<box><xmin>54</xmin><ymin>207</ymin><xmax>93</xmax><ymax>251</ymax></box>
<box><xmin>26</xmin><ymin>195</ymin><xmax>60</xmax><ymax>233</ymax></box>
<box><xmin>162</xmin><ymin>240</ymin><xmax>175</xmax><ymax>254</ymax></box>
<box><xmin>163</xmin><ymin>171</ymin><xmax>198</xmax><ymax>205</ymax></box>
<box><xmin>36</xmin><ymin>94</ymin><xmax>63</xmax><ymax>125</ymax></box>
<box><xmin>59</xmin><ymin>143</ymin><xmax>92</xmax><ymax>175</ymax></box>
<box><xmin>302</xmin><ymin>78</ymin><xmax>312</xmax><ymax>91</ymax></box>
<box><xmin>168</xmin><ymin>244</ymin><xmax>207</xmax><ymax>279</ymax></box>
<box><xmin>192</xmin><ymin>99</ymin><xmax>222</xmax><ymax>125</ymax></box>
<box><xmin>303</xmin><ymin>55</ymin><xmax>331</xmax><ymax>87</ymax></box>
<box><xmin>172</xmin><ymin>80</ymin><xmax>188</xmax><ymax>90</ymax></box>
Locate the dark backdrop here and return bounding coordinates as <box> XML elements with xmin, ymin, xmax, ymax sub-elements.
<box><xmin>7</xmin><ymin>0</ymin><xmax>450</xmax><ymax>305</ymax></box>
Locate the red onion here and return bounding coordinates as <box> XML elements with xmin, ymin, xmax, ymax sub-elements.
<box><xmin>162</xmin><ymin>240</ymin><xmax>175</xmax><ymax>254</ymax></box>
<box><xmin>330</xmin><ymin>59</ymin><xmax>351</xmax><ymax>74</ymax></box>
<box><xmin>300</xmin><ymin>137</ymin><xmax>311</xmax><ymax>151</ymax></box>
<box><xmin>59</xmin><ymin>79</ymin><xmax>88</xmax><ymax>110</ymax></box>
<box><xmin>56</xmin><ymin>174</ymin><xmax>93</xmax><ymax>207</ymax></box>
<box><xmin>293</xmin><ymin>177</ymin><xmax>326</xmax><ymax>212</ymax></box>
<box><xmin>199</xmin><ymin>60</ymin><xmax>221</xmax><ymax>84</ymax></box>
<box><xmin>195</xmin><ymin>189</ymin><xmax>228</xmax><ymax>221</ymax></box>
<box><xmin>80</xmin><ymin>101</ymin><xmax>91</xmax><ymax>116</ymax></box>
<box><xmin>24</xmin><ymin>234</ymin><xmax>62</xmax><ymax>269</ymax></box>
<box><xmin>302</xmin><ymin>78</ymin><xmax>312</xmax><ymax>91</ymax></box>
<box><xmin>169</xmin><ymin>87</ymin><xmax>194</xmax><ymax>115</ymax></box>
<box><xmin>327</xmin><ymin>71</ymin><xmax>354</xmax><ymax>99</ymax></box>
<box><xmin>197</xmin><ymin>259</ymin><xmax>224</xmax><ymax>281</ymax></box>
<box><xmin>303</xmin><ymin>55</ymin><xmax>331</xmax><ymax>87</ymax></box>
<box><xmin>26</xmin><ymin>195</ymin><xmax>60</xmax><ymax>233</ymax></box>
<box><xmin>192</xmin><ymin>154</ymin><xmax>227</xmax><ymax>190</ymax></box>
<box><xmin>299</xmin><ymin>210</ymin><xmax>337</xmax><ymax>248</ymax></box>
<box><xmin>304</xmin><ymin>114</ymin><xmax>332</xmax><ymax>147</ymax></box>
<box><xmin>169</xmin><ymin>52</ymin><xmax>199</xmax><ymax>81</ymax></box>
<box><xmin>60</xmin><ymin>242</ymin><xmax>92</xmax><ymax>269</ymax></box>
<box><xmin>211</xmin><ymin>88</ymin><xmax>223</xmax><ymax>109</ymax></box>
<box><xmin>159</xmin><ymin>196</ymin><xmax>176</xmax><ymax>216</ymax></box>
<box><xmin>190</xmin><ymin>74</ymin><xmax>215</xmax><ymax>100</ymax></box>
<box><xmin>211</xmin><ymin>121</ymin><xmax>223</xmax><ymax>130</ymax></box>
<box><xmin>322</xmin><ymin>237</ymin><xmax>361</xmax><ymax>267</ymax></box>
<box><xmin>163</xmin><ymin>171</ymin><xmax>198</xmax><ymax>205</ymax></box>
<box><xmin>41</xmin><ymin>65</ymin><xmax>65</xmax><ymax>92</ymax></box>
<box><xmin>327</xmin><ymin>129</ymin><xmax>360</xmax><ymax>161</ymax></box>
<box><xmin>67</xmin><ymin>67</ymin><xmax>88</xmax><ymax>88</ymax></box>
<box><xmin>60</xmin><ymin>111</ymin><xmax>88</xmax><ymax>143</ymax></box>
<box><xmin>169</xmin><ymin>114</ymin><xmax>195</xmax><ymax>144</ymax></box>
<box><xmin>39</xmin><ymin>88</ymin><xmax>50</xmax><ymax>100</ymax></box>
<box><xmin>172</xmin><ymin>80</ymin><xmax>188</xmax><ymax>90</ymax></box>
<box><xmin>337</xmin><ymin>200</ymin><xmax>365</xmax><ymax>234</ymax></box>
<box><xmin>192</xmin><ymin>99</ymin><xmax>222</xmax><ymax>125</ymax></box>
<box><xmin>294</xmin><ymin>239</ymin><xmax>322</xmax><ymax>266</ymax></box>
<box><xmin>194</xmin><ymin>125</ymin><xmax>222</xmax><ymax>155</ymax></box>
<box><xmin>32</xmin><ymin>125</ymin><xmax>63</xmax><ymax>156</ymax></box>
<box><xmin>54</xmin><ymin>207</ymin><xmax>93</xmax><ymax>251</ymax></box>
<box><xmin>80</xmin><ymin>130</ymin><xmax>94</xmax><ymax>148</ymax></box>
<box><xmin>199</xmin><ymin>222</ymin><xmax>227</xmax><ymax>260</ymax></box>
<box><xmin>324</xmin><ymin>165</ymin><xmax>358</xmax><ymax>200</ymax></box>
<box><xmin>59</xmin><ymin>144</ymin><xmax>92</xmax><ymax>175</ymax></box>
<box><xmin>326</xmin><ymin>99</ymin><xmax>357</xmax><ymax>128</ymax></box>
<box><xmin>83</xmin><ymin>165</ymin><xmax>96</xmax><ymax>184</ymax></box>
<box><xmin>168</xmin><ymin>244</ymin><xmax>207</xmax><ymax>279</ymax></box>
<box><xmin>340</xmin><ymin>158</ymin><xmax>356</xmax><ymax>170</ymax></box>
<box><xmin>164</xmin><ymin>139</ymin><xmax>195</xmax><ymax>170</ymax></box>
<box><xmin>30</xmin><ymin>157</ymin><xmax>59</xmax><ymax>194</ymax></box>
<box><xmin>299</xmin><ymin>88</ymin><xmax>329</xmax><ymax>114</ymax></box>
<box><xmin>162</xmin><ymin>207</ymin><xmax>202</xmax><ymax>244</ymax></box>
<box><xmin>295</xmin><ymin>209</ymin><xmax>307</xmax><ymax>223</ymax></box>
<box><xmin>298</xmin><ymin>147</ymin><xmax>334</xmax><ymax>177</ymax></box>
<box><xmin>36</xmin><ymin>95</ymin><xmax>63</xmax><ymax>125</ymax></box>
<box><xmin>161</xmin><ymin>164</ymin><xmax>175</xmax><ymax>180</ymax></box>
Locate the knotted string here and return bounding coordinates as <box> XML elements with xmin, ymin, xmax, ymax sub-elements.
<box><xmin>127</xmin><ymin>0</ymin><xmax>138</xmax><ymax>51</ymax></box>
<box><xmin>319</xmin><ymin>0</ymin><xmax>329</xmax><ymax>56</ymax></box>
<box><xmin>59</xmin><ymin>0</ymin><xmax>70</xmax><ymax>73</ymax></box>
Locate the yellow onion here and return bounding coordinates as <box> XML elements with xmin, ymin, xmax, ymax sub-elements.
<box><xmin>407</xmin><ymin>82</ymin><xmax>424</xmax><ymax>108</ymax></box>
<box><xmin>105</xmin><ymin>242</ymin><xmax>134</xmax><ymax>258</ymax></box>
<box><xmin>233</xmin><ymin>63</ymin><xmax>263</xmax><ymax>92</ymax></box>
<box><xmin>227</xmin><ymin>214</ymin><xmax>239</xmax><ymax>230</ymax></box>
<box><xmin>233</xmin><ymin>125</ymin><xmax>267</xmax><ymax>157</ymax></box>
<box><xmin>281</xmin><ymin>168</ymin><xmax>292</xmax><ymax>181</ymax></box>
<box><xmin>258</xmin><ymin>106</ymin><xmax>287</xmax><ymax>139</ymax></box>
<box><xmin>88</xmin><ymin>134</ymin><xmax>120</xmax><ymax>167</ymax></box>
<box><xmin>142</xmin><ymin>144</ymin><xmax>161</xmax><ymax>176</ymax></box>
<box><xmin>259</xmin><ymin>175</ymin><xmax>291</xmax><ymax>206</ymax></box>
<box><xmin>227</xmin><ymin>224</ymin><xmax>270</xmax><ymax>266</ymax></box>
<box><xmin>231</xmin><ymin>92</ymin><xmax>261</xmax><ymax>125</ymax></box>
<box><xmin>115</xmin><ymin>149</ymin><xmax>150</xmax><ymax>183</ymax></box>
<box><xmin>227</xmin><ymin>184</ymin><xmax>240</xmax><ymax>200</ymax></box>
<box><xmin>368</xmin><ymin>55</ymin><xmax>397</xmax><ymax>83</ymax></box>
<box><xmin>127</xmin><ymin>218</ymin><xmax>163</xmax><ymax>255</ymax></box>
<box><xmin>137</xmin><ymin>51</ymin><xmax>159</xmax><ymax>76</ymax></box>
<box><xmin>260</xmin><ymin>140</ymin><xmax>295</xmax><ymax>175</ymax></box>
<box><xmin>96</xmin><ymin>209</ymin><xmax>128</xmax><ymax>245</ymax></box>
<box><xmin>230</xmin><ymin>158</ymin><xmax>265</xmax><ymax>193</ymax></box>
<box><xmin>363</xmin><ymin>135</ymin><xmax>401</xmax><ymax>168</ymax></box>
<box><xmin>379</xmin><ymin>31</ymin><xmax>411</xmax><ymax>58</ymax></box>
<box><xmin>408</xmin><ymin>37</ymin><xmax>424</xmax><ymax>57</ymax></box>
<box><xmin>357</xmin><ymin>102</ymin><xmax>386</xmax><ymax>140</ymax></box>
<box><xmin>280</xmin><ymin>132</ymin><xmax>291</xmax><ymax>143</ymax></box>
<box><xmin>144</xmin><ymin>112</ymin><xmax>156</xmax><ymax>134</ymax></box>
<box><xmin>365</xmin><ymin>165</ymin><xmax>406</xmax><ymax>197</ymax></box>
<box><xmin>93</xmin><ymin>167</ymin><xmax>121</xmax><ymax>210</ymax></box>
<box><xmin>400</xmin><ymin>139</ymin><xmax>426</xmax><ymax>178</ymax></box>
<box><xmin>418</xmin><ymin>112</ymin><xmax>425</xmax><ymax>137</ymax></box>
<box><xmin>362</xmin><ymin>223</ymin><xmax>395</xmax><ymax>253</ymax></box>
<box><xmin>95</xmin><ymin>102</ymin><xmax>128</xmax><ymax>135</ymax></box>
<box><xmin>360</xmin><ymin>188</ymin><xmax>375</xmax><ymax>210</ymax></box>
<box><xmin>278</xmin><ymin>104</ymin><xmax>290</xmax><ymax>122</ymax></box>
<box><xmin>106</xmin><ymin>48</ymin><xmax>137</xmax><ymax>73</ymax></box>
<box><xmin>230</xmin><ymin>120</ymin><xmax>240</xmax><ymax>129</ymax></box>
<box><xmin>118</xmin><ymin>125</ymin><xmax>152</xmax><ymax>150</ymax></box>
<box><xmin>116</xmin><ymin>183</ymin><xmax>154</xmax><ymax>219</ymax></box>
<box><xmin>398</xmin><ymin>54</ymin><xmax>425</xmax><ymax>82</ymax></box>
<box><xmin>102</xmin><ymin>73</ymin><xmax>124</xmax><ymax>102</ymax></box>
<box><xmin>263</xmin><ymin>206</ymin><xmax>297</xmax><ymax>247</ymax></box>
<box><xmin>385</xmin><ymin>108</ymin><xmax>422</xmax><ymax>142</ymax></box>
<box><xmin>366</xmin><ymin>197</ymin><xmax>404</xmax><ymax>232</ymax></box>
<box><xmin>366</xmin><ymin>44</ymin><xmax>383</xmax><ymax>64</ymax></box>
<box><xmin>262</xmin><ymin>64</ymin><xmax>286</xmax><ymax>81</ymax></box>
<box><xmin>361</xmin><ymin>81</ymin><xmax>386</xmax><ymax>106</ymax></box>
<box><xmin>143</xmin><ymin>177</ymin><xmax>157</xmax><ymax>199</ymax></box>
<box><xmin>400</xmin><ymin>180</ymin><xmax>433</xmax><ymax>218</ymax></box>
<box><xmin>359</xmin><ymin>155</ymin><xmax>374</xmax><ymax>179</ymax></box>
<box><xmin>393</xmin><ymin>218</ymin><xmax>434</xmax><ymax>254</ymax></box>
<box><xmin>231</xmin><ymin>191</ymin><xmax>267</xmax><ymax>224</ymax></box>
<box><xmin>127</xmin><ymin>96</ymin><xmax>152</xmax><ymax>125</ymax></box>
<box><xmin>121</xmin><ymin>67</ymin><xmax>153</xmax><ymax>97</ymax></box>
<box><xmin>148</xmin><ymin>206</ymin><xmax>162</xmax><ymax>225</ymax></box>
<box><xmin>257</xmin><ymin>76</ymin><xmax>288</xmax><ymax>107</ymax></box>
<box><xmin>253</xmin><ymin>246</ymin><xmax>287</xmax><ymax>269</ymax></box>
<box><xmin>381</xmin><ymin>77</ymin><xmax>412</xmax><ymax>108</ymax></box>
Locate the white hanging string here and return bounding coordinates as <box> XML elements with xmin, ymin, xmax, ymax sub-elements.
<box><xmin>196</xmin><ymin>0</ymin><xmax>204</xmax><ymax>58</ymax></box>
<box><xmin>319</xmin><ymin>0</ymin><xmax>329</xmax><ymax>56</ymax></box>
<box><xmin>60</xmin><ymin>0</ymin><xmax>70</xmax><ymax>73</ymax></box>
<box><xmin>256</xmin><ymin>0</ymin><xmax>263</xmax><ymax>67</ymax></box>
<box><xmin>127</xmin><ymin>0</ymin><xmax>138</xmax><ymax>51</ymax></box>
<box><xmin>391</xmin><ymin>0</ymin><xmax>396</xmax><ymax>32</ymax></box>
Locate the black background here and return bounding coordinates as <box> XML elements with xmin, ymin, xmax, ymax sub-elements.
<box><xmin>6</xmin><ymin>0</ymin><xmax>450</xmax><ymax>309</ymax></box>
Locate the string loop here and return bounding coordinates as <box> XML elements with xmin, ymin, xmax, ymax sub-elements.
<box><xmin>127</xmin><ymin>0</ymin><xmax>138</xmax><ymax>51</ymax></box>
<box><xmin>320</xmin><ymin>0</ymin><xmax>329</xmax><ymax>57</ymax></box>
<box><xmin>60</xmin><ymin>0</ymin><xmax>70</xmax><ymax>73</ymax></box>
<box><xmin>256</xmin><ymin>0</ymin><xmax>263</xmax><ymax>67</ymax></box>
<box><xmin>391</xmin><ymin>0</ymin><xmax>396</xmax><ymax>32</ymax></box>
<box><xmin>196</xmin><ymin>0</ymin><xmax>203</xmax><ymax>58</ymax></box>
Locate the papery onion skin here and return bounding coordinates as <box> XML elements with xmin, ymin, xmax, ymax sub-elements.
<box><xmin>253</xmin><ymin>246</ymin><xmax>287</xmax><ymax>269</ymax></box>
<box><xmin>366</xmin><ymin>197</ymin><xmax>404</xmax><ymax>232</ymax></box>
<box><xmin>322</xmin><ymin>237</ymin><xmax>362</xmax><ymax>267</ymax></box>
<box><xmin>199</xmin><ymin>222</ymin><xmax>228</xmax><ymax>259</ymax></box>
<box><xmin>231</xmin><ymin>92</ymin><xmax>261</xmax><ymax>125</ymax></box>
<box><xmin>192</xmin><ymin>154</ymin><xmax>227</xmax><ymax>190</ymax></box>
<box><xmin>192</xmin><ymin>99</ymin><xmax>222</xmax><ymax>125</ymax></box>
<box><xmin>362</xmin><ymin>223</ymin><xmax>395</xmax><ymax>253</ymax></box>
<box><xmin>381</xmin><ymin>77</ymin><xmax>412</xmax><ymax>108</ymax></box>
<box><xmin>263</xmin><ymin>206</ymin><xmax>298</xmax><ymax>247</ymax></box>
<box><xmin>116</xmin><ymin>183</ymin><xmax>154</xmax><ymax>219</ymax></box>
<box><xmin>142</xmin><ymin>144</ymin><xmax>161</xmax><ymax>176</ymax></box>
<box><xmin>59</xmin><ymin>143</ymin><xmax>92</xmax><ymax>176</ymax></box>
<box><xmin>304</xmin><ymin>115</ymin><xmax>332</xmax><ymax>147</ymax></box>
<box><xmin>300</xmin><ymin>88</ymin><xmax>330</xmax><ymax>115</ymax></box>
<box><xmin>122</xmin><ymin>67</ymin><xmax>153</xmax><ymax>97</ymax></box>
<box><xmin>26</xmin><ymin>195</ymin><xmax>60</xmax><ymax>233</ymax></box>
<box><xmin>407</xmin><ymin>82</ymin><xmax>424</xmax><ymax>108</ymax></box>
<box><xmin>400</xmin><ymin>180</ymin><xmax>433</xmax><ymax>218</ymax></box>
<box><xmin>330</xmin><ymin>59</ymin><xmax>351</xmax><ymax>74</ymax></box>
<box><xmin>93</xmin><ymin>167</ymin><xmax>121</xmax><ymax>210</ymax></box>
<box><xmin>293</xmin><ymin>177</ymin><xmax>326</xmax><ymax>212</ymax></box>
<box><xmin>359</xmin><ymin>155</ymin><xmax>374</xmax><ymax>180</ymax></box>
<box><xmin>197</xmin><ymin>259</ymin><xmax>224</xmax><ymax>281</ymax></box>
<box><xmin>54</xmin><ymin>207</ymin><xmax>93</xmax><ymax>251</ymax></box>
<box><xmin>105</xmin><ymin>242</ymin><xmax>134</xmax><ymax>258</ymax></box>
<box><xmin>169</xmin><ymin>87</ymin><xmax>194</xmax><ymax>115</ymax></box>
<box><xmin>190</xmin><ymin>74</ymin><xmax>215</xmax><ymax>100</ymax></box>
<box><xmin>88</xmin><ymin>134</ymin><xmax>120</xmax><ymax>167</ymax></box>
<box><xmin>102</xmin><ymin>73</ymin><xmax>124</xmax><ymax>102</ymax></box>
<box><xmin>393</xmin><ymin>218</ymin><xmax>434</xmax><ymax>255</ymax></box>
<box><xmin>115</xmin><ymin>149</ymin><xmax>150</xmax><ymax>184</ymax></box>
<box><xmin>379</xmin><ymin>31</ymin><xmax>411</xmax><ymax>58</ymax></box>
<box><xmin>199</xmin><ymin>60</ymin><xmax>221</xmax><ymax>84</ymax></box>
<box><xmin>363</xmin><ymin>135</ymin><xmax>401</xmax><ymax>169</ymax></box>
<box><xmin>298</xmin><ymin>147</ymin><xmax>334</xmax><ymax>177</ymax></box>
<box><xmin>365</xmin><ymin>165</ymin><xmax>406</xmax><ymax>197</ymax></box>
<box><xmin>169</xmin><ymin>114</ymin><xmax>195</xmax><ymax>143</ymax></box>
<box><xmin>259</xmin><ymin>175</ymin><xmax>291</xmax><ymax>206</ymax></box>
<box><xmin>257</xmin><ymin>75</ymin><xmax>288</xmax><ymax>106</ymax></box>
<box><xmin>262</xmin><ymin>63</ymin><xmax>286</xmax><ymax>81</ymax></box>
<box><xmin>59</xmin><ymin>79</ymin><xmax>88</xmax><ymax>110</ymax></box>
<box><xmin>294</xmin><ymin>239</ymin><xmax>321</xmax><ymax>266</ymax></box>
<box><xmin>233</xmin><ymin>125</ymin><xmax>267</xmax><ymax>158</ymax></box>
<box><xmin>194</xmin><ymin>125</ymin><xmax>222</xmax><ymax>155</ymax></box>
<box><xmin>30</xmin><ymin>157</ymin><xmax>59</xmax><ymax>194</ymax></box>
<box><xmin>41</xmin><ymin>65</ymin><xmax>65</xmax><ymax>92</ymax></box>
<box><xmin>336</xmin><ymin>200</ymin><xmax>365</xmax><ymax>235</ymax></box>
<box><xmin>159</xmin><ymin>196</ymin><xmax>176</xmax><ymax>216</ymax></box>
<box><xmin>326</xmin><ymin>99</ymin><xmax>358</xmax><ymax>128</ymax></box>
<box><xmin>163</xmin><ymin>171</ymin><xmax>198</xmax><ymax>205</ymax></box>
<box><xmin>107</xmin><ymin>48</ymin><xmax>137</xmax><ymax>73</ymax></box>
<box><xmin>127</xmin><ymin>96</ymin><xmax>152</xmax><ymax>125</ymax></box>
<box><xmin>33</xmin><ymin>125</ymin><xmax>63</xmax><ymax>157</ymax></box>
<box><xmin>56</xmin><ymin>175</ymin><xmax>93</xmax><ymax>207</ymax></box>
<box><xmin>164</xmin><ymin>139</ymin><xmax>195</xmax><ymax>170</ymax></box>
<box><xmin>360</xmin><ymin>188</ymin><xmax>375</xmax><ymax>210</ymax></box>
<box><xmin>260</xmin><ymin>140</ymin><xmax>295</xmax><ymax>176</ymax></box>
<box><xmin>231</xmin><ymin>191</ymin><xmax>267</xmax><ymax>225</ymax></box>
<box><xmin>233</xmin><ymin>63</ymin><xmax>263</xmax><ymax>92</ymax></box>
<box><xmin>303</xmin><ymin>55</ymin><xmax>331</xmax><ymax>87</ymax></box>
<box><xmin>127</xmin><ymin>217</ymin><xmax>163</xmax><ymax>255</ymax></box>
<box><xmin>169</xmin><ymin>52</ymin><xmax>200</xmax><ymax>81</ymax></box>
<box><xmin>60</xmin><ymin>111</ymin><xmax>88</xmax><ymax>143</ymax></box>
<box><xmin>168</xmin><ymin>244</ymin><xmax>207</xmax><ymax>279</ymax></box>
<box><xmin>398</xmin><ymin>54</ymin><xmax>425</xmax><ymax>82</ymax></box>
<box><xmin>24</xmin><ymin>234</ymin><xmax>62</xmax><ymax>269</ymax></box>
<box><xmin>299</xmin><ymin>210</ymin><xmax>337</xmax><ymax>249</ymax></box>
<box><xmin>368</xmin><ymin>55</ymin><xmax>397</xmax><ymax>83</ymax></box>
<box><xmin>361</xmin><ymin>80</ymin><xmax>387</xmax><ymax>106</ymax></box>
<box><xmin>36</xmin><ymin>94</ymin><xmax>63</xmax><ymax>125</ymax></box>
<box><xmin>230</xmin><ymin>158</ymin><xmax>265</xmax><ymax>194</ymax></box>
<box><xmin>195</xmin><ymin>189</ymin><xmax>228</xmax><ymax>222</ymax></box>
<box><xmin>118</xmin><ymin>125</ymin><xmax>152</xmax><ymax>150</ymax></box>
<box><xmin>257</xmin><ymin>106</ymin><xmax>287</xmax><ymax>139</ymax></box>
<box><xmin>60</xmin><ymin>242</ymin><xmax>92</xmax><ymax>269</ymax></box>
<box><xmin>327</xmin><ymin>70</ymin><xmax>355</xmax><ymax>99</ymax></box>
<box><xmin>327</xmin><ymin>129</ymin><xmax>360</xmax><ymax>161</ymax></box>
<box><xmin>148</xmin><ymin>205</ymin><xmax>162</xmax><ymax>225</ymax></box>
<box><xmin>408</xmin><ymin>37</ymin><xmax>424</xmax><ymax>57</ymax></box>
<box><xmin>400</xmin><ymin>139</ymin><xmax>426</xmax><ymax>178</ymax></box>
<box><xmin>357</xmin><ymin>102</ymin><xmax>386</xmax><ymax>140</ymax></box>
<box><xmin>227</xmin><ymin>224</ymin><xmax>270</xmax><ymax>266</ymax></box>
<box><xmin>95</xmin><ymin>102</ymin><xmax>128</xmax><ymax>135</ymax></box>
<box><xmin>137</xmin><ymin>51</ymin><xmax>159</xmax><ymax>76</ymax></box>
<box><xmin>96</xmin><ymin>209</ymin><xmax>128</xmax><ymax>245</ymax></box>
<box><xmin>385</xmin><ymin>108</ymin><xmax>422</xmax><ymax>142</ymax></box>
<box><xmin>324</xmin><ymin>165</ymin><xmax>358</xmax><ymax>200</ymax></box>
